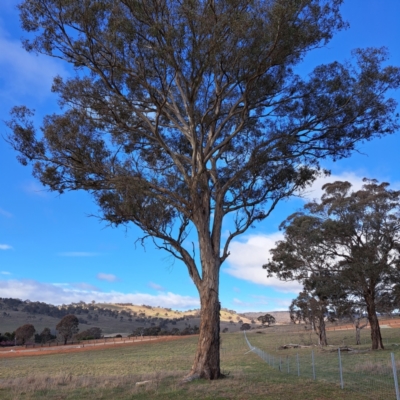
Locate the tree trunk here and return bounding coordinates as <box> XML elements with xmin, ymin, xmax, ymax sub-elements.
<box><xmin>365</xmin><ymin>294</ymin><xmax>384</xmax><ymax>350</ymax></box>
<box><xmin>317</xmin><ymin>315</ymin><xmax>328</xmax><ymax>346</ymax></box>
<box><xmin>187</xmin><ymin>277</ymin><xmax>221</xmax><ymax>380</ymax></box>
<box><xmin>355</xmin><ymin>326</ymin><xmax>361</xmax><ymax>345</ymax></box>
<box><xmin>186</xmin><ymin>188</ymin><xmax>222</xmax><ymax>380</ymax></box>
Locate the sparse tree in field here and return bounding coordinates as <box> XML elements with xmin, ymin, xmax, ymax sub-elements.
<box><xmin>56</xmin><ymin>314</ymin><xmax>79</xmax><ymax>345</ymax></box>
<box><xmin>289</xmin><ymin>290</ymin><xmax>336</xmax><ymax>346</ymax></box>
<box><xmin>75</xmin><ymin>327</ymin><xmax>103</xmax><ymax>340</ymax></box>
<box><xmin>38</xmin><ymin>327</ymin><xmax>56</xmax><ymax>343</ymax></box>
<box><xmin>264</xmin><ymin>179</ymin><xmax>400</xmax><ymax>350</ymax></box>
<box><xmin>7</xmin><ymin>0</ymin><xmax>400</xmax><ymax>379</ymax></box>
<box><xmin>257</xmin><ymin>314</ymin><xmax>276</xmax><ymax>327</ymax></box>
<box><xmin>240</xmin><ymin>323</ymin><xmax>251</xmax><ymax>331</ymax></box>
<box><xmin>15</xmin><ymin>324</ymin><xmax>35</xmax><ymax>345</ymax></box>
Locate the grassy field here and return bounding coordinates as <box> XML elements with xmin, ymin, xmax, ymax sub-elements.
<box><xmin>2</xmin><ymin>325</ymin><xmax>400</xmax><ymax>399</ymax></box>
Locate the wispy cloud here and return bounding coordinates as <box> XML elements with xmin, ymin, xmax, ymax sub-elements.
<box><xmin>21</xmin><ymin>181</ymin><xmax>48</xmax><ymax>198</ymax></box>
<box><xmin>58</xmin><ymin>252</ymin><xmax>99</xmax><ymax>257</ymax></box>
<box><xmin>0</xmin><ymin>279</ymin><xmax>199</xmax><ymax>309</ymax></box>
<box><xmin>224</xmin><ymin>233</ymin><xmax>302</xmax><ymax>293</ymax></box>
<box><xmin>0</xmin><ymin>26</ymin><xmax>69</xmax><ymax>103</ymax></box>
<box><xmin>232</xmin><ymin>295</ymin><xmax>291</xmax><ymax>312</ymax></box>
<box><xmin>233</xmin><ymin>296</ymin><xmax>268</xmax><ymax>308</ymax></box>
<box><xmin>0</xmin><ymin>207</ymin><xmax>12</xmax><ymax>218</ymax></box>
<box><xmin>72</xmin><ymin>282</ymin><xmax>101</xmax><ymax>291</ymax></box>
<box><xmin>97</xmin><ymin>273</ymin><xmax>118</xmax><ymax>282</ymax></box>
<box><xmin>1</xmin><ymin>271</ymin><xmax>11</xmax><ymax>275</ymax></box>
<box><xmin>148</xmin><ymin>282</ymin><xmax>165</xmax><ymax>291</ymax></box>
<box><xmin>0</xmin><ymin>244</ymin><xmax>13</xmax><ymax>250</ymax></box>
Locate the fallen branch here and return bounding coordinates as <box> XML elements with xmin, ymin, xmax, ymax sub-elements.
<box><xmin>278</xmin><ymin>343</ymin><xmax>311</xmax><ymax>349</ymax></box>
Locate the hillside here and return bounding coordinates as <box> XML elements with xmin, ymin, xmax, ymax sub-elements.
<box><xmin>239</xmin><ymin>311</ymin><xmax>291</xmax><ymax>325</ymax></box>
<box><xmin>0</xmin><ymin>298</ymin><xmax>261</xmax><ymax>337</ymax></box>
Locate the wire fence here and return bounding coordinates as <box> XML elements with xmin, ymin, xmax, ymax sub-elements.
<box><xmin>244</xmin><ymin>331</ymin><xmax>400</xmax><ymax>400</ymax></box>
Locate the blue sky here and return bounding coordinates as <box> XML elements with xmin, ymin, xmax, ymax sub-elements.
<box><xmin>1</xmin><ymin>0</ymin><xmax>400</xmax><ymax>311</ymax></box>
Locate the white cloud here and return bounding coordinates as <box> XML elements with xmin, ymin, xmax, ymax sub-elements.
<box><xmin>0</xmin><ymin>279</ymin><xmax>199</xmax><ymax>309</ymax></box>
<box><xmin>148</xmin><ymin>282</ymin><xmax>165</xmax><ymax>291</ymax></box>
<box><xmin>58</xmin><ymin>252</ymin><xmax>99</xmax><ymax>257</ymax></box>
<box><xmin>97</xmin><ymin>273</ymin><xmax>118</xmax><ymax>282</ymax></box>
<box><xmin>223</xmin><ymin>233</ymin><xmax>302</xmax><ymax>293</ymax></box>
<box><xmin>299</xmin><ymin>171</ymin><xmax>366</xmax><ymax>201</ymax></box>
<box><xmin>0</xmin><ymin>244</ymin><xmax>13</xmax><ymax>250</ymax></box>
<box><xmin>0</xmin><ymin>207</ymin><xmax>12</xmax><ymax>218</ymax></box>
<box><xmin>1</xmin><ymin>271</ymin><xmax>11</xmax><ymax>275</ymax></box>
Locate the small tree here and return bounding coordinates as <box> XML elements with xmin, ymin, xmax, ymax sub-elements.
<box><xmin>39</xmin><ymin>327</ymin><xmax>56</xmax><ymax>343</ymax></box>
<box><xmin>257</xmin><ymin>314</ymin><xmax>276</xmax><ymax>327</ymax></box>
<box><xmin>240</xmin><ymin>323</ymin><xmax>251</xmax><ymax>331</ymax></box>
<box><xmin>289</xmin><ymin>291</ymin><xmax>335</xmax><ymax>346</ymax></box>
<box><xmin>56</xmin><ymin>314</ymin><xmax>79</xmax><ymax>345</ymax></box>
<box><xmin>15</xmin><ymin>324</ymin><xmax>35</xmax><ymax>345</ymax></box>
<box><xmin>75</xmin><ymin>327</ymin><xmax>102</xmax><ymax>340</ymax></box>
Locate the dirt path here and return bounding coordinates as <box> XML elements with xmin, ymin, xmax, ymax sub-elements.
<box><xmin>0</xmin><ymin>335</ymin><xmax>191</xmax><ymax>358</ymax></box>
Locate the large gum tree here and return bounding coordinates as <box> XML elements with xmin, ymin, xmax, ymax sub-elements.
<box><xmin>7</xmin><ymin>0</ymin><xmax>400</xmax><ymax>378</ymax></box>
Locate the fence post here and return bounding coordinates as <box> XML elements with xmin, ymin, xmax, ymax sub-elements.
<box><xmin>296</xmin><ymin>353</ymin><xmax>300</xmax><ymax>377</ymax></box>
<box><xmin>338</xmin><ymin>348</ymin><xmax>344</xmax><ymax>389</ymax></box>
<box><xmin>287</xmin><ymin>356</ymin><xmax>290</xmax><ymax>374</ymax></box>
<box><xmin>312</xmin><ymin>349</ymin><xmax>316</xmax><ymax>380</ymax></box>
<box><xmin>391</xmin><ymin>353</ymin><xmax>400</xmax><ymax>400</ymax></box>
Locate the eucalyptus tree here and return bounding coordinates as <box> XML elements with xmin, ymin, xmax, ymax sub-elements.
<box><xmin>257</xmin><ymin>313</ymin><xmax>276</xmax><ymax>327</ymax></box>
<box><xmin>289</xmin><ymin>290</ymin><xmax>336</xmax><ymax>346</ymax></box>
<box><xmin>264</xmin><ymin>179</ymin><xmax>400</xmax><ymax>350</ymax></box>
<box><xmin>7</xmin><ymin>0</ymin><xmax>400</xmax><ymax>378</ymax></box>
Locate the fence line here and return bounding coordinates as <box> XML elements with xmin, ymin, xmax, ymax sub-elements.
<box><xmin>244</xmin><ymin>331</ymin><xmax>400</xmax><ymax>400</ymax></box>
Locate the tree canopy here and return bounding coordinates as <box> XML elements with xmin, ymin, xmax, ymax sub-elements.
<box><xmin>264</xmin><ymin>179</ymin><xmax>400</xmax><ymax>350</ymax></box>
<box><xmin>257</xmin><ymin>313</ymin><xmax>276</xmax><ymax>327</ymax></box>
<box><xmin>15</xmin><ymin>324</ymin><xmax>35</xmax><ymax>345</ymax></box>
<box><xmin>56</xmin><ymin>314</ymin><xmax>79</xmax><ymax>345</ymax></box>
<box><xmin>7</xmin><ymin>0</ymin><xmax>400</xmax><ymax>378</ymax></box>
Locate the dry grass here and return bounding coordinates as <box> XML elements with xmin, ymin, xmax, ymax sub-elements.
<box><xmin>2</xmin><ymin>327</ymin><xmax>400</xmax><ymax>399</ymax></box>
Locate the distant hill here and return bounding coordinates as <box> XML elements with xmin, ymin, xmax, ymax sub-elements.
<box><xmin>0</xmin><ymin>298</ymin><xmax>282</xmax><ymax>337</ymax></box>
<box><xmin>239</xmin><ymin>311</ymin><xmax>291</xmax><ymax>325</ymax></box>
